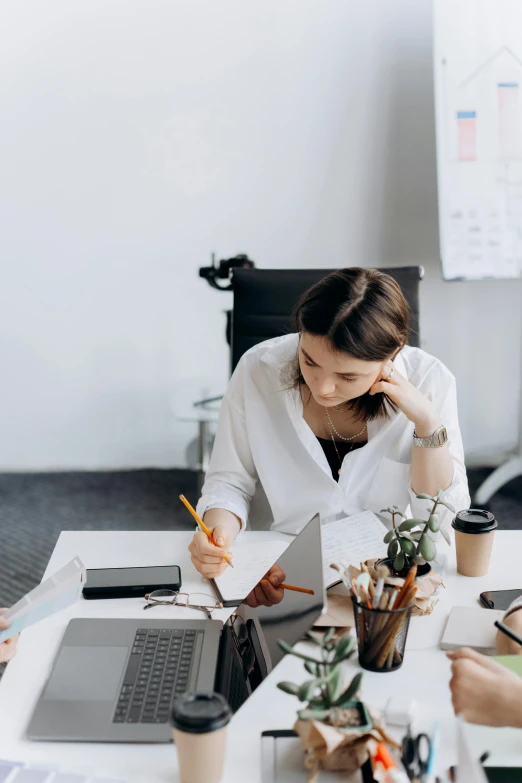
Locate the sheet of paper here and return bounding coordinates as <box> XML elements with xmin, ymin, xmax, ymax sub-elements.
<box><xmin>213</xmin><ymin>539</ymin><xmax>289</xmax><ymax>602</ymax></box>
<box><xmin>322</xmin><ymin>511</ymin><xmax>389</xmax><ymax>588</ymax></box>
<box><xmin>0</xmin><ymin>557</ymin><xmax>86</xmax><ymax>643</ymax></box>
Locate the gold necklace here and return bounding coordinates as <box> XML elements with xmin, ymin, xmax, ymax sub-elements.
<box><xmin>324</xmin><ymin>410</ymin><xmax>363</xmax><ymax>476</ymax></box>
<box><xmin>324</xmin><ymin>406</ymin><xmax>367</xmax><ymax>443</ymax></box>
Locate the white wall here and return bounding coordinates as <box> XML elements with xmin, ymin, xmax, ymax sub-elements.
<box><xmin>0</xmin><ymin>0</ymin><xmax>520</xmax><ymax>470</ymax></box>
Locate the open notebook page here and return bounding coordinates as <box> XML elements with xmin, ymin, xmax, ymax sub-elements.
<box><xmin>212</xmin><ymin>539</ymin><xmax>289</xmax><ymax>604</ymax></box>
<box><xmin>322</xmin><ymin>511</ymin><xmax>389</xmax><ymax>588</ymax></box>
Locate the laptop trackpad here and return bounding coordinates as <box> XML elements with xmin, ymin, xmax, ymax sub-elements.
<box><xmin>44</xmin><ymin>646</ymin><xmax>128</xmax><ymax>702</ymax></box>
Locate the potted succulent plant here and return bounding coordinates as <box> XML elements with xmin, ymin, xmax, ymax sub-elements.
<box><xmin>381</xmin><ymin>490</ymin><xmax>455</xmax><ymax>577</ymax></box>
<box><xmin>277</xmin><ymin>628</ymin><xmax>369</xmax><ymax>728</ymax></box>
<box><xmin>276</xmin><ymin>628</ymin><xmax>396</xmax><ymax>776</ymax></box>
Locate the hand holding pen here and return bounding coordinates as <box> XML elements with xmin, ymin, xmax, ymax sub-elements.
<box><xmin>183</xmin><ymin>495</ymin><xmax>236</xmax><ymax>578</ymax></box>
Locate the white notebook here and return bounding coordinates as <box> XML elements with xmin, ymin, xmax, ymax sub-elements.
<box><xmin>211</xmin><ymin>539</ymin><xmax>289</xmax><ymax>606</ymax></box>
<box><xmin>322</xmin><ymin>511</ymin><xmax>390</xmax><ymax>588</ymax></box>
<box><xmin>441</xmin><ymin>606</ymin><xmax>505</xmax><ymax>654</ymax></box>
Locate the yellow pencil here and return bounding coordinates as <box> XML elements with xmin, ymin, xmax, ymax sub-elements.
<box><xmin>279</xmin><ymin>583</ymin><xmax>315</xmax><ymax>595</ymax></box>
<box><xmin>179</xmin><ymin>495</ymin><xmax>234</xmax><ymax>569</ymax></box>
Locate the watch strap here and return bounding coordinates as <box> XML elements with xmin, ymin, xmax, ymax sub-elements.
<box><xmin>413</xmin><ymin>425</ymin><xmax>448</xmax><ymax>448</ymax></box>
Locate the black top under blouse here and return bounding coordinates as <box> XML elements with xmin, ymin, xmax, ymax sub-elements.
<box><xmin>316</xmin><ymin>437</ymin><xmax>367</xmax><ymax>481</ymax></box>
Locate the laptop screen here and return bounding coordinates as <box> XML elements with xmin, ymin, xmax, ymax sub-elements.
<box><xmin>215</xmin><ymin>514</ymin><xmax>326</xmax><ymax>712</ymax></box>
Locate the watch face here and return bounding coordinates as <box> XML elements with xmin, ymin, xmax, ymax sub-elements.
<box><xmin>437</xmin><ymin>427</ymin><xmax>448</xmax><ymax>445</ymax></box>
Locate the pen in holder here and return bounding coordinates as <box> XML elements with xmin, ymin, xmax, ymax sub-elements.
<box><xmin>353</xmin><ymin>599</ymin><xmax>414</xmax><ymax>673</ymax></box>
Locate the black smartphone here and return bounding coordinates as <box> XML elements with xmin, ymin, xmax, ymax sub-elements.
<box><xmin>479</xmin><ymin>588</ymin><xmax>522</xmax><ymax>610</ymax></box>
<box><xmin>82</xmin><ymin>565</ymin><xmax>182</xmax><ymax>599</ymax></box>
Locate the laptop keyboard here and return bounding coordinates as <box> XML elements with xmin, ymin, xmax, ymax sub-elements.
<box><xmin>113</xmin><ymin>628</ymin><xmax>203</xmax><ymax>724</ymax></box>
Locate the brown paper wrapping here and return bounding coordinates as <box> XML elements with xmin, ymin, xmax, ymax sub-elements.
<box><xmin>293</xmin><ymin>711</ymin><xmax>399</xmax><ymax>783</ymax></box>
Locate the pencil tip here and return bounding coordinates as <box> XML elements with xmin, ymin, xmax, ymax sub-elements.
<box><xmin>228</xmin><ymin>561</ymin><xmax>235</xmax><ymax>568</ymax></box>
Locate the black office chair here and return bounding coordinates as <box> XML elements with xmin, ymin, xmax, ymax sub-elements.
<box><xmin>230</xmin><ymin>266</ymin><xmax>423</xmax><ymax>373</ymax></box>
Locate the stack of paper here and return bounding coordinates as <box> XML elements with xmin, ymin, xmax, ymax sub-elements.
<box><xmin>0</xmin><ymin>557</ymin><xmax>86</xmax><ymax>644</ymax></box>
<box><xmin>322</xmin><ymin>511</ymin><xmax>390</xmax><ymax>588</ymax></box>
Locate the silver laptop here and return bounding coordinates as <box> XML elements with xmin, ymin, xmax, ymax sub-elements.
<box><xmin>27</xmin><ymin>514</ymin><xmax>325</xmax><ymax>742</ymax></box>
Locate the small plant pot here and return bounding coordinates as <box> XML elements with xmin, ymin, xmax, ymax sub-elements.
<box><xmin>377</xmin><ymin>557</ymin><xmax>432</xmax><ymax>579</ymax></box>
<box><xmin>294</xmin><ymin>704</ymin><xmax>374</xmax><ymax>773</ymax></box>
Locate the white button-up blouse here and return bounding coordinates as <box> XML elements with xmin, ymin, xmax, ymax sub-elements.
<box><xmin>196</xmin><ymin>334</ymin><xmax>470</xmax><ymax>535</ymax></box>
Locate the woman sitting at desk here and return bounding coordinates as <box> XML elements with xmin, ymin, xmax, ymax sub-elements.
<box><xmin>189</xmin><ymin>267</ymin><xmax>470</xmax><ymax>579</ymax></box>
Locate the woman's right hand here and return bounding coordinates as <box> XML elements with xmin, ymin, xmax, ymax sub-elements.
<box><xmin>188</xmin><ymin>525</ymin><xmax>235</xmax><ymax>578</ymax></box>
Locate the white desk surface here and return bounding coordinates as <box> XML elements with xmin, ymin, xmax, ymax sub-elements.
<box><xmin>1</xmin><ymin>530</ymin><xmax>521</xmax><ymax>782</ymax></box>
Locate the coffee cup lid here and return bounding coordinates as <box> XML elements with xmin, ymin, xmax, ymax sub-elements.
<box><xmin>171</xmin><ymin>692</ymin><xmax>232</xmax><ymax>734</ymax></box>
<box><xmin>452</xmin><ymin>509</ymin><xmax>498</xmax><ymax>534</ymax></box>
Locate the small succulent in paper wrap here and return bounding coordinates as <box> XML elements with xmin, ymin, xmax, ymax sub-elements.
<box><xmin>277</xmin><ymin>629</ymin><xmax>399</xmax><ymax>781</ymax></box>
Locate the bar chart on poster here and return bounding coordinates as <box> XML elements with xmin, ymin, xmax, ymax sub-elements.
<box><xmin>434</xmin><ymin>0</ymin><xmax>522</xmax><ymax>280</ymax></box>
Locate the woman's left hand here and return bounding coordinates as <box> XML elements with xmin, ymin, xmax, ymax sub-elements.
<box><xmin>369</xmin><ymin>361</ymin><xmax>439</xmax><ymax>434</ymax></box>
<box><xmin>244</xmin><ymin>564</ymin><xmax>286</xmax><ymax>609</ymax></box>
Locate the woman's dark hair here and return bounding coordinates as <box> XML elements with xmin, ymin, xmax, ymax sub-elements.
<box><xmin>291</xmin><ymin>267</ymin><xmax>411</xmax><ymax>421</ymax></box>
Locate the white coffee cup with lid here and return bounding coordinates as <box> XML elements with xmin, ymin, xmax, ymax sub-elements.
<box><xmin>171</xmin><ymin>692</ymin><xmax>232</xmax><ymax>783</ymax></box>
<box><xmin>452</xmin><ymin>509</ymin><xmax>498</xmax><ymax>577</ymax></box>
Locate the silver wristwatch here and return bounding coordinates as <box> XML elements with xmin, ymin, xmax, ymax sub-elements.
<box><xmin>413</xmin><ymin>425</ymin><xmax>448</xmax><ymax>448</ymax></box>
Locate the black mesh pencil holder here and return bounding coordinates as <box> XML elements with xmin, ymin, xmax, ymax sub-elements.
<box><xmin>353</xmin><ymin>599</ymin><xmax>414</xmax><ymax>673</ymax></box>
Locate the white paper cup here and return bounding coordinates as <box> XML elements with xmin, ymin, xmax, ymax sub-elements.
<box><xmin>452</xmin><ymin>509</ymin><xmax>498</xmax><ymax>577</ymax></box>
<box><xmin>171</xmin><ymin>692</ymin><xmax>232</xmax><ymax>783</ymax></box>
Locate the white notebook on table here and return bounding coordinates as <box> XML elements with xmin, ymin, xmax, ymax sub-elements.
<box><xmin>441</xmin><ymin>606</ymin><xmax>505</xmax><ymax>655</ymax></box>
<box><xmin>211</xmin><ymin>539</ymin><xmax>289</xmax><ymax>606</ymax></box>
<box><xmin>322</xmin><ymin>511</ymin><xmax>389</xmax><ymax>588</ymax></box>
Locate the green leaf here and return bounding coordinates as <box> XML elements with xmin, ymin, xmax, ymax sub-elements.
<box><xmin>323</xmin><ymin>627</ymin><xmax>336</xmax><ymax>645</ymax></box>
<box><xmin>380</xmin><ymin>507</ymin><xmax>392</xmax><ymax>515</ymax></box>
<box><xmin>398</xmin><ymin>519</ymin><xmax>421</xmax><ymax>532</ymax></box>
<box><xmin>399</xmin><ymin>538</ymin><xmax>416</xmax><ymax>557</ymax></box>
<box><xmin>305</xmin><ymin>660</ymin><xmax>319</xmax><ymax>676</ymax></box>
<box><xmin>277</xmin><ymin>681</ymin><xmax>300</xmax><ymax>696</ymax></box>
<box><xmin>419</xmin><ymin>536</ymin><xmax>436</xmax><ymax>561</ymax></box>
<box><xmin>441</xmin><ymin>527</ymin><xmax>451</xmax><ymax>547</ymax></box>
<box><xmin>297</xmin><ymin>708</ymin><xmax>330</xmax><ymax>721</ymax></box>
<box><xmin>394</xmin><ymin>551</ymin><xmax>405</xmax><ymax>572</ymax></box>
<box><xmin>416</xmin><ymin>493</ymin><xmax>434</xmax><ymax>500</ymax></box>
<box><xmin>383</xmin><ymin>529</ymin><xmax>395</xmax><ymax>544</ymax></box>
<box><xmin>333</xmin><ymin>633</ymin><xmax>354</xmax><ymax>661</ymax></box>
<box><xmin>428</xmin><ymin>514</ymin><xmax>440</xmax><ymax>533</ymax></box>
<box><xmin>308</xmin><ymin>696</ymin><xmax>327</xmax><ymax>707</ymax></box>
<box><xmin>277</xmin><ymin>640</ymin><xmax>322</xmax><ymax>664</ymax></box>
<box><xmin>438</xmin><ymin>500</ymin><xmax>456</xmax><ymax>513</ymax></box>
<box><xmin>298</xmin><ymin>678</ymin><xmax>321</xmax><ymax>702</ymax></box>
<box><xmin>327</xmin><ymin>664</ymin><xmax>343</xmax><ymax>703</ymax></box>
<box><xmin>333</xmin><ymin>672</ymin><xmax>363</xmax><ymax>706</ymax></box>
<box><xmin>388</xmin><ymin>538</ymin><xmax>400</xmax><ymax>559</ymax></box>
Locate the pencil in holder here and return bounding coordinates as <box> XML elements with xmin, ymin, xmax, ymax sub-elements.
<box><xmin>353</xmin><ymin>599</ymin><xmax>413</xmax><ymax>673</ymax></box>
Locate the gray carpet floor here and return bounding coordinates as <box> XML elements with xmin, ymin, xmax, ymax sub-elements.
<box><xmin>0</xmin><ymin>469</ymin><xmax>198</xmax><ymax>608</ymax></box>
